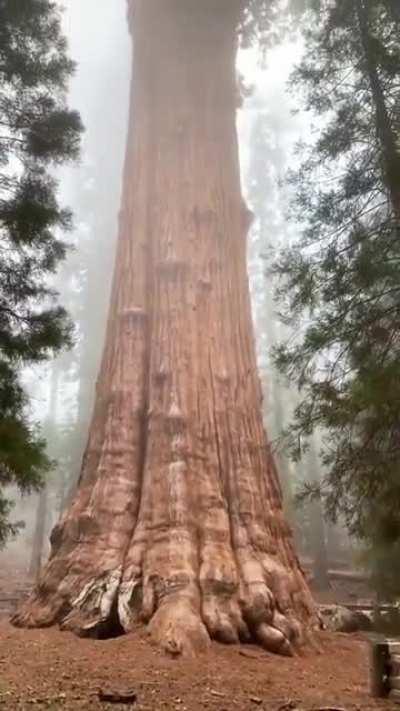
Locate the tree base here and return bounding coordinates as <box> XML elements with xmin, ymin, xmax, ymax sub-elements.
<box><xmin>12</xmin><ymin>557</ymin><xmax>319</xmax><ymax>657</ymax></box>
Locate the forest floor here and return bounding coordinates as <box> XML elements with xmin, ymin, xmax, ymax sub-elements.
<box><xmin>0</xmin><ymin>618</ymin><xmax>393</xmax><ymax>711</ymax></box>
<box><xmin>0</xmin><ymin>562</ymin><xmax>394</xmax><ymax>710</ymax></box>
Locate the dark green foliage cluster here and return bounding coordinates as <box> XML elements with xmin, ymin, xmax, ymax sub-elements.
<box><xmin>0</xmin><ymin>0</ymin><xmax>83</xmax><ymax>545</ymax></box>
<box><xmin>273</xmin><ymin>0</ymin><xmax>400</xmax><ymax>572</ymax></box>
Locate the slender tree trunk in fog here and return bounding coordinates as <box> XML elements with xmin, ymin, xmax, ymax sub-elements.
<box><xmin>306</xmin><ymin>444</ymin><xmax>329</xmax><ymax>591</ymax></box>
<box><xmin>29</xmin><ymin>364</ymin><xmax>60</xmax><ymax>577</ymax></box>
<box><xmin>14</xmin><ymin>0</ymin><xmax>317</xmax><ymax>656</ymax></box>
<box><xmin>63</xmin><ymin>316</ymin><xmax>98</xmax><ymax>509</ymax></box>
<box><xmin>28</xmin><ymin>486</ymin><xmax>48</xmax><ymax>580</ymax></box>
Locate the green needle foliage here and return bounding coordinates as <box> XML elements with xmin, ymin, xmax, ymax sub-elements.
<box><xmin>273</xmin><ymin>0</ymin><xmax>400</xmax><ymax>589</ymax></box>
<box><xmin>0</xmin><ymin>0</ymin><xmax>83</xmax><ymax>545</ymax></box>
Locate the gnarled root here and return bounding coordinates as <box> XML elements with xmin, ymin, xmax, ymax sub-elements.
<box><xmin>13</xmin><ymin>484</ymin><xmax>319</xmax><ymax>656</ymax></box>
<box><xmin>148</xmin><ymin>594</ymin><xmax>210</xmax><ymax>656</ymax></box>
<box><xmin>14</xmin><ymin>536</ymin><xmax>318</xmax><ymax>657</ymax></box>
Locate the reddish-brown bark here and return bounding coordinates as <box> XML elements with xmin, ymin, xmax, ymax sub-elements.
<box><xmin>13</xmin><ymin>0</ymin><xmax>318</xmax><ymax>656</ymax></box>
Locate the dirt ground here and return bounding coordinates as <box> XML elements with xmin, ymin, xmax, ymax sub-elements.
<box><xmin>0</xmin><ymin>618</ymin><xmax>394</xmax><ymax>711</ymax></box>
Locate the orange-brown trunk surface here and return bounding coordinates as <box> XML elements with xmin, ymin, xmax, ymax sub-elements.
<box><xmin>14</xmin><ymin>0</ymin><xmax>318</xmax><ymax>656</ymax></box>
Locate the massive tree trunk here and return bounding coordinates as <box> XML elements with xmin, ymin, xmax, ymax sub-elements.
<box><xmin>13</xmin><ymin>0</ymin><xmax>318</xmax><ymax>656</ymax></box>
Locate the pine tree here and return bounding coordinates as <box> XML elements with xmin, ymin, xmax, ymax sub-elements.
<box><xmin>0</xmin><ymin>0</ymin><xmax>83</xmax><ymax>545</ymax></box>
<box><xmin>273</xmin><ymin>0</ymin><xmax>400</xmax><ymax>560</ymax></box>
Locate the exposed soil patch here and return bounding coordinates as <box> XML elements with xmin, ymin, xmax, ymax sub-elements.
<box><xmin>0</xmin><ymin>620</ymin><xmax>392</xmax><ymax>711</ymax></box>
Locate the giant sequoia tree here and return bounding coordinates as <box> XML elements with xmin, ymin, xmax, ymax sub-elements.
<box><xmin>14</xmin><ymin>0</ymin><xmax>317</xmax><ymax>656</ymax></box>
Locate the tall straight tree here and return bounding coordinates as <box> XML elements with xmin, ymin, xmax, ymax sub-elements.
<box><xmin>14</xmin><ymin>0</ymin><xmax>317</xmax><ymax>656</ymax></box>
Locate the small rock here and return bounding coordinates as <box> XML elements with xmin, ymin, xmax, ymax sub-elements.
<box><xmin>250</xmin><ymin>697</ymin><xmax>263</xmax><ymax>705</ymax></box>
<box><xmin>98</xmin><ymin>688</ymin><xmax>137</xmax><ymax>705</ymax></box>
<box><xmin>321</xmin><ymin>605</ymin><xmax>371</xmax><ymax>633</ymax></box>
